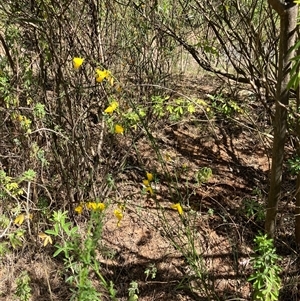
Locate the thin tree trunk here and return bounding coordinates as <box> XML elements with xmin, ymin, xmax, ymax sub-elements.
<box><xmin>265</xmin><ymin>0</ymin><xmax>298</xmax><ymax>238</ymax></box>
<box><xmin>295</xmin><ymin>44</ymin><xmax>300</xmax><ymax>244</ymax></box>
<box><xmin>296</xmin><ymin>173</ymin><xmax>300</xmax><ymax>243</ymax></box>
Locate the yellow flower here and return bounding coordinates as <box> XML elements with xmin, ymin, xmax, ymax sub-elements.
<box><xmin>146</xmin><ymin>172</ymin><xmax>153</xmax><ymax>182</ymax></box>
<box><xmin>143</xmin><ymin>177</ymin><xmax>154</xmax><ymax>195</ymax></box>
<box><xmin>86</xmin><ymin>202</ymin><xmax>105</xmax><ymax>211</ymax></box>
<box><xmin>114</xmin><ymin>209</ymin><xmax>123</xmax><ymax>227</ymax></box>
<box><xmin>111</xmin><ymin>101</ymin><xmax>118</xmax><ymax>109</ymax></box>
<box><xmin>104</xmin><ymin>106</ymin><xmax>114</xmax><ymax>114</ymax></box>
<box><xmin>86</xmin><ymin>202</ymin><xmax>94</xmax><ymax>210</ymax></box>
<box><xmin>143</xmin><ymin>179</ymin><xmax>150</xmax><ymax>187</ymax></box>
<box><xmin>39</xmin><ymin>233</ymin><xmax>53</xmax><ymax>246</ymax></box>
<box><xmin>171</xmin><ymin>203</ymin><xmax>183</xmax><ymax>215</ymax></box>
<box><xmin>75</xmin><ymin>204</ymin><xmax>84</xmax><ymax>214</ymax></box>
<box><xmin>73</xmin><ymin>57</ymin><xmax>84</xmax><ymax>69</ymax></box>
<box><xmin>96</xmin><ymin>69</ymin><xmax>110</xmax><ymax>83</ymax></box>
<box><xmin>14</xmin><ymin>214</ymin><xmax>25</xmax><ymax>226</ymax></box>
<box><xmin>108</xmin><ymin>76</ymin><xmax>114</xmax><ymax>86</ymax></box>
<box><xmin>146</xmin><ymin>186</ymin><xmax>154</xmax><ymax>195</ymax></box>
<box><xmin>96</xmin><ymin>202</ymin><xmax>106</xmax><ymax>211</ymax></box>
<box><xmin>104</xmin><ymin>101</ymin><xmax>119</xmax><ymax>114</ymax></box>
<box><xmin>115</xmin><ymin>124</ymin><xmax>124</xmax><ymax>134</ymax></box>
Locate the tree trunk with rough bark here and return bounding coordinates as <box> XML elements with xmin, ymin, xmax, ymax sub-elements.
<box><xmin>295</xmin><ymin>46</ymin><xmax>300</xmax><ymax>244</ymax></box>
<box><xmin>265</xmin><ymin>0</ymin><xmax>298</xmax><ymax>238</ymax></box>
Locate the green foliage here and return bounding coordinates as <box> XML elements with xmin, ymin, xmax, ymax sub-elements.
<box><xmin>37</xmin><ymin>197</ymin><xmax>50</xmax><ymax>216</ymax></box>
<box><xmin>166</xmin><ymin>98</ymin><xmax>186</xmax><ymax>121</ymax></box>
<box><xmin>208</xmin><ymin>93</ymin><xmax>243</xmax><ymax>116</ymax></box>
<box><xmin>0</xmin><ymin>169</ymin><xmax>36</xmax><ymax>198</ymax></box>
<box><xmin>33</xmin><ymin>102</ymin><xmax>46</xmax><ymax>119</ymax></box>
<box><xmin>128</xmin><ymin>281</ymin><xmax>139</xmax><ymax>301</ymax></box>
<box><xmin>0</xmin><ymin>211</ymin><xmax>30</xmax><ymax>252</ymax></box>
<box><xmin>152</xmin><ymin>95</ymin><xmax>204</xmax><ymax>121</ymax></box>
<box><xmin>106</xmin><ymin>174</ymin><xmax>116</xmax><ymax>188</ymax></box>
<box><xmin>242</xmin><ymin>198</ymin><xmax>265</xmax><ymax>222</ymax></box>
<box><xmin>288</xmin><ymin>39</ymin><xmax>300</xmax><ymax>90</ymax></box>
<box><xmin>8</xmin><ymin>229</ymin><xmax>25</xmax><ymax>249</ymax></box>
<box><xmin>20</xmin><ymin>169</ymin><xmax>36</xmax><ymax>182</ymax></box>
<box><xmin>144</xmin><ymin>263</ymin><xmax>157</xmax><ymax>280</ymax></box>
<box><xmin>15</xmin><ymin>271</ymin><xmax>32</xmax><ymax>301</ymax></box>
<box><xmin>195</xmin><ymin>167</ymin><xmax>212</xmax><ymax>185</ymax></box>
<box><xmin>122</xmin><ymin>106</ymin><xmax>146</xmax><ymax>128</ymax></box>
<box><xmin>31</xmin><ymin>143</ymin><xmax>49</xmax><ymax>167</ymax></box>
<box><xmin>288</xmin><ymin>156</ymin><xmax>300</xmax><ymax>175</ymax></box>
<box><xmin>0</xmin><ymin>241</ymin><xmax>10</xmax><ymax>257</ymax></box>
<box><xmin>0</xmin><ymin>75</ymin><xmax>13</xmax><ymax>108</ymax></box>
<box><xmin>152</xmin><ymin>95</ymin><xmax>169</xmax><ymax>118</ymax></box>
<box><xmin>0</xmin><ymin>214</ymin><xmax>10</xmax><ymax>256</ymax></box>
<box><xmin>0</xmin><ymin>214</ymin><xmax>10</xmax><ymax>231</ymax></box>
<box><xmin>0</xmin><ymin>171</ymin><xmax>22</xmax><ymax>196</ymax></box>
<box><xmin>248</xmin><ymin>233</ymin><xmax>282</xmax><ymax>301</ymax></box>
<box><xmin>45</xmin><ymin>209</ymin><xmax>117</xmax><ymax>301</ymax></box>
<box><xmin>0</xmin><ymin>0</ymin><xmax>292</xmax><ymax>299</ymax></box>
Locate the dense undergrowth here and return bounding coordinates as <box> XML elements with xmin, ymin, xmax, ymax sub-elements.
<box><xmin>0</xmin><ymin>1</ymin><xmax>299</xmax><ymax>301</ymax></box>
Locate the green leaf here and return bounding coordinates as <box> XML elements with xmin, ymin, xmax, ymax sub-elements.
<box><xmin>45</xmin><ymin>229</ymin><xmax>58</xmax><ymax>236</ymax></box>
<box><xmin>166</xmin><ymin>105</ymin><xmax>173</xmax><ymax>113</ymax></box>
<box><xmin>187</xmin><ymin>104</ymin><xmax>196</xmax><ymax>114</ymax></box>
<box><xmin>128</xmin><ymin>294</ymin><xmax>139</xmax><ymax>301</ymax></box>
<box><xmin>22</xmin><ymin>169</ymin><xmax>36</xmax><ymax>181</ymax></box>
<box><xmin>53</xmin><ymin>247</ymin><xmax>65</xmax><ymax>257</ymax></box>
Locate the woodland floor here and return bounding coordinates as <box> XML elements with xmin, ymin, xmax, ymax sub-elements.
<box><xmin>1</xmin><ymin>74</ymin><xmax>300</xmax><ymax>301</ymax></box>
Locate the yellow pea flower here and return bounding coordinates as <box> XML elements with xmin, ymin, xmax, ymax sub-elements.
<box><xmin>146</xmin><ymin>172</ymin><xmax>153</xmax><ymax>182</ymax></box>
<box><xmin>171</xmin><ymin>203</ymin><xmax>183</xmax><ymax>215</ymax></box>
<box><xmin>146</xmin><ymin>186</ymin><xmax>154</xmax><ymax>195</ymax></box>
<box><xmin>75</xmin><ymin>204</ymin><xmax>84</xmax><ymax>214</ymax></box>
<box><xmin>115</xmin><ymin>124</ymin><xmax>124</xmax><ymax>134</ymax></box>
<box><xmin>90</xmin><ymin>202</ymin><xmax>97</xmax><ymax>210</ymax></box>
<box><xmin>104</xmin><ymin>106</ymin><xmax>114</xmax><ymax>114</ymax></box>
<box><xmin>96</xmin><ymin>69</ymin><xmax>110</xmax><ymax>83</ymax></box>
<box><xmin>73</xmin><ymin>57</ymin><xmax>84</xmax><ymax>69</ymax></box>
<box><xmin>86</xmin><ymin>202</ymin><xmax>106</xmax><ymax>211</ymax></box>
<box><xmin>96</xmin><ymin>202</ymin><xmax>106</xmax><ymax>211</ymax></box>
<box><xmin>104</xmin><ymin>106</ymin><xmax>113</xmax><ymax>113</ymax></box>
<box><xmin>143</xmin><ymin>178</ymin><xmax>154</xmax><ymax>195</ymax></box>
<box><xmin>143</xmin><ymin>179</ymin><xmax>150</xmax><ymax>187</ymax></box>
<box><xmin>86</xmin><ymin>202</ymin><xmax>95</xmax><ymax>210</ymax></box>
<box><xmin>111</xmin><ymin>101</ymin><xmax>118</xmax><ymax>110</ymax></box>
<box><xmin>14</xmin><ymin>214</ymin><xmax>25</xmax><ymax>226</ymax></box>
<box><xmin>39</xmin><ymin>233</ymin><xmax>53</xmax><ymax>246</ymax></box>
<box><xmin>104</xmin><ymin>101</ymin><xmax>118</xmax><ymax>114</ymax></box>
<box><xmin>114</xmin><ymin>209</ymin><xmax>123</xmax><ymax>227</ymax></box>
<box><xmin>108</xmin><ymin>75</ymin><xmax>114</xmax><ymax>86</ymax></box>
